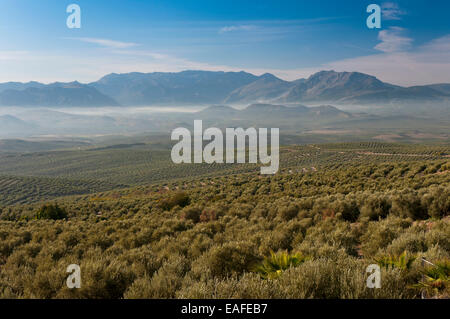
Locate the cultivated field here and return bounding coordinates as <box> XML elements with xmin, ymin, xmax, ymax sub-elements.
<box><xmin>0</xmin><ymin>142</ymin><xmax>448</xmax><ymax>298</ymax></box>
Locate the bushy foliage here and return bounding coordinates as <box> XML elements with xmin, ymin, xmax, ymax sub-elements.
<box><xmin>0</xmin><ymin>144</ymin><xmax>449</xmax><ymax>299</ymax></box>
<box><xmin>413</xmin><ymin>261</ymin><xmax>450</xmax><ymax>298</ymax></box>
<box><xmin>180</xmin><ymin>206</ymin><xmax>202</xmax><ymax>223</ymax></box>
<box><xmin>253</xmin><ymin>251</ymin><xmax>308</xmax><ymax>279</ymax></box>
<box><xmin>360</xmin><ymin>195</ymin><xmax>391</xmax><ymax>221</ymax></box>
<box><xmin>158</xmin><ymin>192</ymin><xmax>190</xmax><ymax>211</ymax></box>
<box><xmin>35</xmin><ymin>204</ymin><xmax>67</xmax><ymax>220</ymax></box>
<box><xmin>199</xmin><ymin>242</ymin><xmax>260</xmax><ymax>278</ymax></box>
<box><xmin>375</xmin><ymin>251</ymin><xmax>416</xmax><ymax>271</ymax></box>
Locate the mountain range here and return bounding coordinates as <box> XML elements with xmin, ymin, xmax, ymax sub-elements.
<box><xmin>0</xmin><ymin>70</ymin><xmax>449</xmax><ymax>107</ymax></box>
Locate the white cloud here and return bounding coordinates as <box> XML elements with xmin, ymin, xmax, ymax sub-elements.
<box><xmin>420</xmin><ymin>35</ymin><xmax>450</xmax><ymax>56</ymax></box>
<box><xmin>219</xmin><ymin>25</ymin><xmax>256</xmax><ymax>34</ymax></box>
<box><xmin>381</xmin><ymin>2</ymin><xmax>406</xmax><ymax>20</ymax></box>
<box><xmin>0</xmin><ymin>51</ymin><xmax>31</xmax><ymax>61</ymax></box>
<box><xmin>70</xmin><ymin>38</ymin><xmax>138</xmax><ymax>49</ymax></box>
<box><xmin>374</xmin><ymin>27</ymin><xmax>413</xmax><ymax>53</ymax></box>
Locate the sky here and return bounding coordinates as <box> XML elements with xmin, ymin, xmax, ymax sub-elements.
<box><xmin>0</xmin><ymin>0</ymin><xmax>450</xmax><ymax>86</ymax></box>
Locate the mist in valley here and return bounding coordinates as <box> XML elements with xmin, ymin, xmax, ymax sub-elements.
<box><xmin>0</xmin><ymin>101</ymin><xmax>448</xmax><ymax>154</ymax></box>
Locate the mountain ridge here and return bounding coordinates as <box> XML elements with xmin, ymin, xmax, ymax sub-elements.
<box><xmin>1</xmin><ymin>70</ymin><xmax>449</xmax><ymax>107</ymax></box>
<box><xmin>0</xmin><ymin>82</ymin><xmax>119</xmax><ymax>107</ymax></box>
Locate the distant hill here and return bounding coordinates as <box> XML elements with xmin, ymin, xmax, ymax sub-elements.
<box><xmin>0</xmin><ymin>82</ymin><xmax>119</xmax><ymax>107</ymax></box>
<box><xmin>0</xmin><ymin>115</ymin><xmax>37</xmax><ymax>136</ymax></box>
<box><xmin>0</xmin><ymin>139</ymin><xmax>90</xmax><ymax>152</ymax></box>
<box><xmin>338</xmin><ymin>85</ymin><xmax>449</xmax><ymax>104</ymax></box>
<box><xmin>196</xmin><ymin>103</ymin><xmax>352</xmax><ymax>122</ymax></box>
<box><xmin>422</xmin><ymin>84</ymin><xmax>450</xmax><ymax>95</ymax></box>
<box><xmin>196</xmin><ymin>105</ymin><xmax>240</xmax><ymax>117</ymax></box>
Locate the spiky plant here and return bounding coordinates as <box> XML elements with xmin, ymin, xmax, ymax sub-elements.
<box><xmin>375</xmin><ymin>251</ymin><xmax>416</xmax><ymax>271</ymax></box>
<box><xmin>253</xmin><ymin>251</ymin><xmax>309</xmax><ymax>279</ymax></box>
<box><xmin>413</xmin><ymin>261</ymin><xmax>450</xmax><ymax>298</ymax></box>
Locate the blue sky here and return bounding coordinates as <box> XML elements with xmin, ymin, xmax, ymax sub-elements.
<box><xmin>1</xmin><ymin>0</ymin><xmax>450</xmax><ymax>85</ymax></box>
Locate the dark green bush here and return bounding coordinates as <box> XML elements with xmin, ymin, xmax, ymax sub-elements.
<box><xmin>35</xmin><ymin>204</ymin><xmax>67</xmax><ymax>220</ymax></box>
<box><xmin>421</xmin><ymin>186</ymin><xmax>450</xmax><ymax>219</ymax></box>
<box><xmin>180</xmin><ymin>207</ymin><xmax>202</xmax><ymax>223</ymax></box>
<box><xmin>158</xmin><ymin>192</ymin><xmax>190</xmax><ymax>211</ymax></box>
<box><xmin>279</xmin><ymin>205</ymin><xmax>298</xmax><ymax>221</ymax></box>
<box><xmin>391</xmin><ymin>191</ymin><xmax>428</xmax><ymax>220</ymax></box>
<box><xmin>360</xmin><ymin>195</ymin><xmax>391</xmax><ymax>221</ymax></box>
<box><xmin>205</xmin><ymin>242</ymin><xmax>260</xmax><ymax>278</ymax></box>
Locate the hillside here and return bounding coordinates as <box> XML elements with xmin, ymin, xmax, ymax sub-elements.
<box><xmin>0</xmin><ymin>82</ymin><xmax>119</xmax><ymax>107</ymax></box>
<box><xmin>0</xmin><ymin>142</ymin><xmax>448</xmax><ymax>299</ymax></box>
<box><xmin>90</xmin><ymin>71</ymin><xmax>259</xmax><ymax>105</ymax></box>
<box><xmin>0</xmin><ymin>141</ymin><xmax>448</xmax><ymax>205</ymax></box>
<box><xmin>0</xmin><ymin>115</ymin><xmax>36</xmax><ymax>137</ymax></box>
<box><xmin>224</xmin><ymin>73</ymin><xmax>295</xmax><ymax>104</ymax></box>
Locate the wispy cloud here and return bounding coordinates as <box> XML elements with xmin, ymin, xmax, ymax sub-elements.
<box><xmin>0</xmin><ymin>51</ymin><xmax>30</xmax><ymax>61</ymax></box>
<box><xmin>110</xmin><ymin>50</ymin><xmax>169</xmax><ymax>60</ymax></box>
<box><xmin>381</xmin><ymin>2</ymin><xmax>406</xmax><ymax>20</ymax></box>
<box><xmin>219</xmin><ymin>25</ymin><xmax>256</xmax><ymax>34</ymax></box>
<box><xmin>70</xmin><ymin>38</ymin><xmax>138</xmax><ymax>49</ymax></box>
<box><xmin>375</xmin><ymin>27</ymin><xmax>413</xmax><ymax>53</ymax></box>
<box><xmin>420</xmin><ymin>35</ymin><xmax>450</xmax><ymax>54</ymax></box>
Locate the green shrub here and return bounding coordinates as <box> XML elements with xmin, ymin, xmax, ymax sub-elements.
<box><xmin>413</xmin><ymin>260</ymin><xmax>450</xmax><ymax>298</ymax></box>
<box><xmin>203</xmin><ymin>242</ymin><xmax>259</xmax><ymax>278</ymax></box>
<box><xmin>375</xmin><ymin>251</ymin><xmax>416</xmax><ymax>271</ymax></box>
<box><xmin>391</xmin><ymin>191</ymin><xmax>428</xmax><ymax>220</ymax></box>
<box><xmin>386</xmin><ymin>232</ymin><xmax>427</xmax><ymax>255</ymax></box>
<box><xmin>360</xmin><ymin>195</ymin><xmax>391</xmax><ymax>221</ymax></box>
<box><xmin>158</xmin><ymin>192</ymin><xmax>190</xmax><ymax>211</ymax></box>
<box><xmin>200</xmin><ymin>208</ymin><xmax>218</xmax><ymax>223</ymax></box>
<box><xmin>253</xmin><ymin>251</ymin><xmax>308</xmax><ymax>279</ymax></box>
<box><xmin>180</xmin><ymin>207</ymin><xmax>202</xmax><ymax>223</ymax></box>
<box><xmin>421</xmin><ymin>186</ymin><xmax>450</xmax><ymax>219</ymax></box>
<box><xmin>124</xmin><ymin>255</ymin><xmax>189</xmax><ymax>298</ymax></box>
<box><xmin>35</xmin><ymin>204</ymin><xmax>67</xmax><ymax>220</ymax></box>
<box><xmin>361</xmin><ymin>216</ymin><xmax>411</xmax><ymax>256</ymax></box>
<box><xmin>278</xmin><ymin>205</ymin><xmax>298</xmax><ymax>221</ymax></box>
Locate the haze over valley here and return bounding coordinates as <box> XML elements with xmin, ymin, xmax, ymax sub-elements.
<box><xmin>0</xmin><ymin>70</ymin><xmax>448</xmax><ymax>148</ymax></box>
